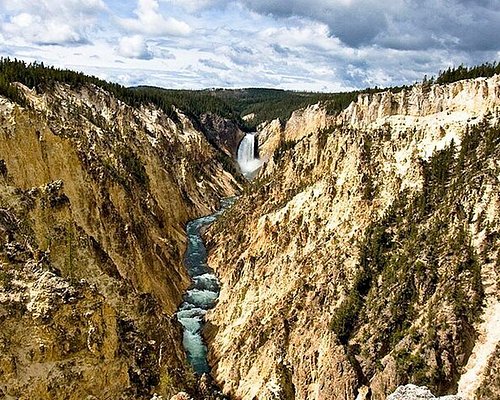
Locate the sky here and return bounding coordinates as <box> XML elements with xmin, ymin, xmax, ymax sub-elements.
<box><xmin>0</xmin><ymin>0</ymin><xmax>499</xmax><ymax>91</ymax></box>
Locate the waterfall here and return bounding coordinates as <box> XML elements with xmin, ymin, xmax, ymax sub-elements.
<box><xmin>237</xmin><ymin>133</ymin><xmax>262</xmax><ymax>178</ymax></box>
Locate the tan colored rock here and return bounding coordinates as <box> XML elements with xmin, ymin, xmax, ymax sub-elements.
<box><xmin>0</xmin><ymin>82</ymin><xmax>241</xmax><ymax>399</ymax></box>
<box><xmin>169</xmin><ymin>392</ymin><xmax>192</xmax><ymax>400</ymax></box>
<box><xmin>257</xmin><ymin>118</ymin><xmax>282</xmax><ymax>160</ymax></box>
<box><xmin>205</xmin><ymin>75</ymin><xmax>500</xmax><ymax>399</ymax></box>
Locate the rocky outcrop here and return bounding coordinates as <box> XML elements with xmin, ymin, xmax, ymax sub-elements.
<box><xmin>257</xmin><ymin>103</ymin><xmax>333</xmax><ymax>160</ymax></box>
<box><xmin>205</xmin><ymin>76</ymin><xmax>500</xmax><ymax>399</ymax></box>
<box><xmin>0</xmin><ymin>181</ymin><xmax>192</xmax><ymax>399</ymax></box>
<box><xmin>199</xmin><ymin>113</ymin><xmax>246</xmax><ymax>159</ymax></box>
<box><xmin>340</xmin><ymin>76</ymin><xmax>499</xmax><ymax>127</ymax></box>
<box><xmin>255</xmin><ymin>118</ymin><xmax>282</xmax><ymax>160</ymax></box>
<box><xmin>1</xmin><ymin>82</ymin><xmax>240</xmax><ymax>312</ymax></box>
<box><xmin>0</xmin><ymin>83</ymin><xmax>240</xmax><ymax>398</ymax></box>
<box><xmin>387</xmin><ymin>384</ymin><xmax>463</xmax><ymax>400</ymax></box>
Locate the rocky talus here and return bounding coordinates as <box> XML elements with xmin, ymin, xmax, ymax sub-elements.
<box><xmin>205</xmin><ymin>75</ymin><xmax>500</xmax><ymax>399</ymax></box>
<box><xmin>0</xmin><ymin>83</ymin><xmax>240</xmax><ymax>399</ymax></box>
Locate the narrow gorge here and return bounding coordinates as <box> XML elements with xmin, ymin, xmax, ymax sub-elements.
<box><xmin>0</xmin><ymin>60</ymin><xmax>499</xmax><ymax>400</ymax></box>
<box><xmin>0</xmin><ymin>71</ymin><xmax>241</xmax><ymax>399</ymax></box>
<box><xmin>176</xmin><ymin>198</ymin><xmax>235</xmax><ymax>375</ymax></box>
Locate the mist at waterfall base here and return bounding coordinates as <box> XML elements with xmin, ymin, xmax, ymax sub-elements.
<box><xmin>176</xmin><ymin>198</ymin><xmax>235</xmax><ymax>374</ymax></box>
<box><xmin>237</xmin><ymin>133</ymin><xmax>262</xmax><ymax>178</ymax></box>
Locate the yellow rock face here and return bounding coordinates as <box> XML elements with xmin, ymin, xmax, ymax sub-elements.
<box><xmin>0</xmin><ymin>83</ymin><xmax>241</xmax><ymax>399</ymax></box>
<box><xmin>205</xmin><ymin>75</ymin><xmax>500</xmax><ymax>400</ymax></box>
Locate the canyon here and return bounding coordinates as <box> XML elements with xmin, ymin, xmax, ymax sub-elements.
<box><xmin>0</xmin><ymin>66</ymin><xmax>499</xmax><ymax>400</ymax></box>
<box><xmin>205</xmin><ymin>75</ymin><xmax>500</xmax><ymax>400</ymax></box>
<box><xmin>0</xmin><ymin>80</ymin><xmax>240</xmax><ymax>399</ymax></box>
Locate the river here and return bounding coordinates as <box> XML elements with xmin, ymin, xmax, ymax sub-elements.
<box><xmin>176</xmin><ymin>198</ymin><xmax>235</xmax><ymax>374</ymax></box>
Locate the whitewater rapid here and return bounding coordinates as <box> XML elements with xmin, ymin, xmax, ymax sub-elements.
<box><xmin>176</xmin><ymin>198</ymin><xmax>235</xmax><ymax>374</ymax></box>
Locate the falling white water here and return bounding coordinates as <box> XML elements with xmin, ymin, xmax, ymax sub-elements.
<box><xmin>237</xmin><ymin>133</ymin><xmax>262</xmax><ymax>178</ymax></box>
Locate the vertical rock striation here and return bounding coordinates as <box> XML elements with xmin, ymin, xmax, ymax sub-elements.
<box><xmin>205</xmin><ymin>76</ymin><xmax>500</xmax><ymax>399</ymax></box>
<box><xmin>0</xmin><ymin>83</ymin><xmax>240</xmax><ymax>399</ymax></box>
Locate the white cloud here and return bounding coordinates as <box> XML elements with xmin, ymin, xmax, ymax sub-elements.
<box><xmin>239</xmin><ymin>0</ymin><xmax>500</xmax><ymax>51</ymax></box>
<box><xmin>119</xmin><ymin>0</ymin><xmax>192</xmax><ymax>36</ymax></box>
<box><xmin>200</xmin><ymin>58</ymin><xmax>230</xmax><ymax>70</ymax></box>
<box><xmin>258</xmin><ymin>23</ymin><xmax>343</xmax><ymax>52</ymax></box>
<box><xmin>0</xmin><ymin>0</ymin><xmax>106</xmax><ymax>45</ymax></box>
<box><xmin>1</xmin><ymin>0</ymin><xmax>106</xmax><ymax>13</ymax></box>
<box><xmin>0</xmin><ymin>0</ymin><xmax>497</xmax><ymax>91</ymax></box>
<box><xmin>118</xmin><ymin>35</ymin><xmax>153</xmax><ymax>59</ymax></box>
<box><xmin>4</xmin><ymin>13</ymin><xmax>82</xmax><ymax>44</ymax></box>
<box><xmin>164</xmin><ymin>0</ymin><xmax>226</xmax><ymax>12</ymax></box>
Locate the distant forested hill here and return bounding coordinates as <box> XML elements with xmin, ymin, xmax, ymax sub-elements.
<box><xmin>0</xmin><ymin>58</ymin><xmax>373</xmax><ymax>129</ymax></box>
<box><xmin>1</xmin><ymin>57</ymin><xmax>499</xmax><ymax>130</ymax></box>
<box><xmin>132</xmin><ymin>86</ymin><xmax>362</xmax><ymax>129</ymax></box>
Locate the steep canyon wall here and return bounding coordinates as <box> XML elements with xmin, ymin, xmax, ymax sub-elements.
<box><xmin>0</xmin><ymin>83</ymin><xmax>240</xmax><ymax>399</ymax></box>
<box><xmin>205</xmin><ymin>76</ymin><xmax>500</xmax><ymax>400</ymax></box>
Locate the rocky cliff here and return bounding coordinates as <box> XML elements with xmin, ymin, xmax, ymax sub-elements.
<box><xmin>199</xmin><ymin>113</ymin><xmax>246</xmax><ymax>160</ymax></box>
<box><xmin>205</xmin><ymin>75</ymin><xmax>500</xmax><ymax>399</ymax></box>
<box><xmin>0</xmin><ymin>82</ymin><xmax>240</xmax><ymax>399</ymax></box>
<box><xmin>257</xmin><ymin>103</ymin><xmax>333</xmax><ymax>161</ymax></box>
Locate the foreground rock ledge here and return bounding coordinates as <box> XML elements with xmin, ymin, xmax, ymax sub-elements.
<box><xmin>387</xmin><ymin>384</ymin><xmax>463</xmax><ymax>400</ymax></box>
